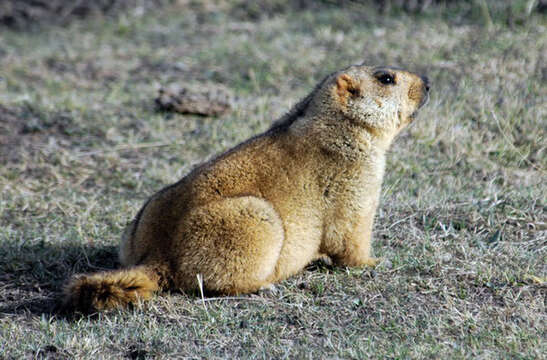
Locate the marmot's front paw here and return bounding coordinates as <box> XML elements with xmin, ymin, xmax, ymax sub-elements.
<box><xmin>316</xmin><ymin>254</ymin><xmax>333</xmax><ymax>266</ymax></box>
<box><xmin>362</xmin><ymin>257</ymin><xmax>381</xmax><ymax>267</ymax></box>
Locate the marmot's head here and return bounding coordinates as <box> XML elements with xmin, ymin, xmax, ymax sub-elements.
<box><xmin>325</xmin><ymin>64</ymin><xmax>429</xmax><ymax>140</ymax></box>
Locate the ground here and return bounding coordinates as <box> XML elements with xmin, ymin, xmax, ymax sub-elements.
<box><xmin>0</xmin><ymin>1</ymin><xmax>545</xmax><ymax>359</ymax></box>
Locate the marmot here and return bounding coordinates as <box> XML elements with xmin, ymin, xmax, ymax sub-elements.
<box><xmin>64</xmin><ymin>63</ymin><xmax>430</xmax><ymax>312</ymax></box>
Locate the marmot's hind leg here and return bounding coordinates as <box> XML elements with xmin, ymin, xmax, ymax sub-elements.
<box><xmin>173</xmin><ymin>196</ymin><xmax>284</xmax><ymax>294</ymax></box>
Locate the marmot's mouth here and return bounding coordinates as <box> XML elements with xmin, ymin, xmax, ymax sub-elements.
<box><xmin>418</xmin><ymin>91</ymin><xmax>429</xmax><ymax>109</ymax></box>
<box><xmin>409</xmin><ymin>91</ymin><xmax>429</xmax><ymax>119</ymax></box>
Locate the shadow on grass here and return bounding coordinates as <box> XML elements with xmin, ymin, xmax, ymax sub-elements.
<box><xmin>0</xmin><ymin>238</ymin><xmax>339</xmax><ymax>318</ymax></box>
<box><xmin>0</xmin><ymin>240</ymin><xmax>118</xmax><ymax>317</ymax></box>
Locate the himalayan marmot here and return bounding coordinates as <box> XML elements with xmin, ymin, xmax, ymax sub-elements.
<box><xmin>64</xmin><ymin>63</ymin><xmax>430</xmax><ymax>312</ymax></box>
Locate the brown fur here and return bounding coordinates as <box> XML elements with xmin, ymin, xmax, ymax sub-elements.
<box><xmin>63</xmin><ymin>63</ymin><xmax>429</xmax><ymax>312</ymax></box>
<box><xmin>63</xmin><ymin>265</ymin><xmax>159</xmax><ymax>312</ymax></box>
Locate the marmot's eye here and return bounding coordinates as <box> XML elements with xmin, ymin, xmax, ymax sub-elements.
<box><xmin>377</xmin><ymin>73</ymin><xmax>395</xmax><ymax>85</ymax></box>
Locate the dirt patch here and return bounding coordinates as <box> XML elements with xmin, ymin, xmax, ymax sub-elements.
<box><xmin>155</xmin><ymin>84</ymin><xmax>233</xmax><ymax>116</ymax></box>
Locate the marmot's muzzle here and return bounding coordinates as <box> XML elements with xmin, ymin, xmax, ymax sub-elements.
<box><xmin>418</xmin><ymin>76</ymin><xmax>430</xmax><ymax>109</ymax></box>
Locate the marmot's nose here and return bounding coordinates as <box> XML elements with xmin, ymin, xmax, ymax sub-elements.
<box><xmin>421</xmin><ymin>75</ymin><xmax>430</xmax><ymax>92</ymax></box>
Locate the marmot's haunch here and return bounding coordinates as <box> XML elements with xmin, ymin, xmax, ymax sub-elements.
<box><xmin>64</xmin><ymin>63</ymin><xmax>430</xmax><ymax>312</ymax></box>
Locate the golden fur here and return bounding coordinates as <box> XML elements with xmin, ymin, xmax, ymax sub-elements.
<box><xmin>63</xmin><ymin>63</ymin><xmax>429</xmax><ymax>312</ymax></box>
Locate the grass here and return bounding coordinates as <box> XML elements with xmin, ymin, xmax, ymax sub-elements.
<box><xmin>0</xmin><ymin>1</ymin><xmax>545</xmax><ymax>358</ymax></box>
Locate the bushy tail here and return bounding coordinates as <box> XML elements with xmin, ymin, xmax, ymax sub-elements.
<box><xmin>63</xmin><ymin>265</ymin><xmax>162</xmax><ymax>313</ymax></box>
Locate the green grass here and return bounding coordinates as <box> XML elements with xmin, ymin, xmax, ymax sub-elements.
<box><xmin>0</xmin><ymin>1</ymin><xmax>545</xmax><ymax>358</ymax></box>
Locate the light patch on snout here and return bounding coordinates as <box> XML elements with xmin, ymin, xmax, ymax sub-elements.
<box><xmin>407</xmin><ymin>82</ymin><xmax>424</xmax><ymax>106</ymax></box>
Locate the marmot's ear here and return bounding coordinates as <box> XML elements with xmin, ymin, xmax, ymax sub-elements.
<box><xmin>336</xmin><ymin>74</ymin><xmax>361</xmax><ymax>100</ymax></box>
